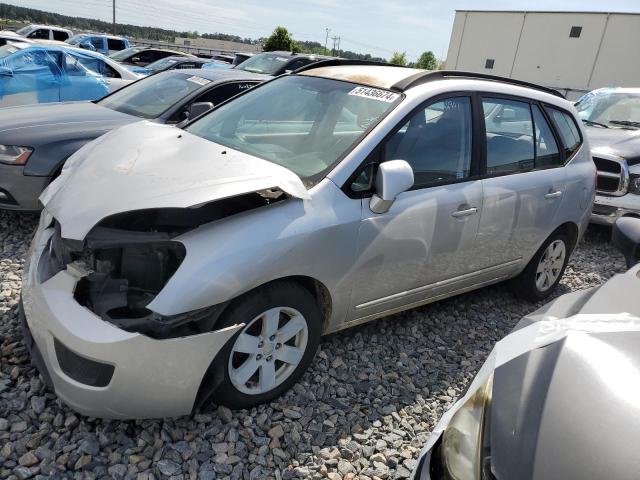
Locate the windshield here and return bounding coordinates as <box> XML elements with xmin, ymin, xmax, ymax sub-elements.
<box><xmin>98</xmin><ymin>72</ymin><xmax>208</xmax><ymax>118</ymax></box>
<box><xmin>186</xmin><ymin>75</ymin><xmax>401</xmax><ymax>184</ymax></box>
<box><xmin>576</xmin><ymin>91</ymin><xmax>640</xmax><ymax>129</ymax></box>
<box><xmin>109</xmin><ymin>47</ymin><xmax>140</xmax><ymax>61</ymax></box>
<box><xmin>146</xmin><ymin>57</ymin><xmax>178</xmax><ymax>72</ymax></box>
<box><xmin>16</xmin><ymin>26</ymin><xmax>34</xmax><ymax>36</ymax></box>
<box><xmin>235</xmin><ymin>53</ymin><xmax>290</xmax><ymax>75</ymax></box>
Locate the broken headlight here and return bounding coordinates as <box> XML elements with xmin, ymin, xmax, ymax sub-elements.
<box><xmin>440</xmin><ymin>374</ymin><xmax>493</xmax><ymax>480</ymax></box>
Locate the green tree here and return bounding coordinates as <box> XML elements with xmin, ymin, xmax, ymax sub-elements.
<box><xmin>389</xmin><ymin>51</ymin><xmax>407</xmax><ymax>66</ymax></box>
<box><xmin>263</xmin><ymin>26</ymin><xmax>298</xmax><ymax>52</ymax></box>
<box><xmin>415</xmin><ymin>50</ymin><xmax>438</xmax><ymax>70</ymax></box>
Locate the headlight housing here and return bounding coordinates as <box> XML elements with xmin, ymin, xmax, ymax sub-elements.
<box><xmin>629</xmin><ymin>174</ymin><xmax>640</xmax><ymax>195</ymax></box>
<box><xmin>440</xmin><ymin>374</ymin><xmax>493</xmax><ymax>480</ymax></box>
<box><xmin>0</xmin><ymin>145</ymin><xmax>33</xmax><ymax>165</ymax></box>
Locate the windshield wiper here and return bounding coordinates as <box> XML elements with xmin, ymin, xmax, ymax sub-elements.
<box><xmin>609</xmin><ymin>120</ymin><xmax>640</xmax><ymax>129</ymax></box>
<box><xmin>582</xmin><ymin>119</ymin><xmax>609</xmax><ymax>128</ymax></box>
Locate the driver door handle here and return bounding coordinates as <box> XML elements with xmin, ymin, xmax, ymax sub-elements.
<box><xmin>451</xmin><ymin>207</ymin><xmax>478</xmax><ymax>218</ymax></box>
<box><xmin>544</xmin><ymin>190</ymin><xmax>563</xmax><ymax>199</ymax></box>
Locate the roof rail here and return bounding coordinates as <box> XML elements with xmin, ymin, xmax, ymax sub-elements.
<box><xmin>391</xmin><ymin>70</ymin><xmax>564</xmax><ymax>98</ymax></box>
<box><xmin>293</xmin><ymin>59</ymin><xmax>397</xmax><ymax>74</ymax></box>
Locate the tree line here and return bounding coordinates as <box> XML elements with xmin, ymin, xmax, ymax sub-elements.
<box><xmin>0</xmin><ymin>3</ymin><xmax>440</xmax><ymax>68</ymax></box>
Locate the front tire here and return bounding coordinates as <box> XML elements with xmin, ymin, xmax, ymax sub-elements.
<box><xmin>211</xmin><ymin>281</ymin><xmax>322</xmax><ymax>409</ymax></box>
<box><xmin>511</xmin><ymin>231</ymin><xmax>570</xmax><ymax>302</ymax></box>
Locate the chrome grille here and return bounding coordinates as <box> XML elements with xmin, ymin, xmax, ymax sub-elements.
<box><xmin>593</xmin><ymin>157</ymin><xmax>629</xmax><ymax>196</ymax></box>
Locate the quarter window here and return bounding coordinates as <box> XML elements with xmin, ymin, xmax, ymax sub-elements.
<box><xmin>531</xmin><ymin>105</ymin><xmax>561</xmax><ymax>168</ymax></box>
<box><xmin>384</xmin><ymin>97</ymin><xmax>472</xmax><ymax>188</ymax></box>
<box><xmin>483</xmin><ymin>98</ymin><xmax>534</xmax><ymax>174</ymax></box>
<box><xmin>546</xmin><ymin>107</ymin><xmax>582</xmax><ymax>158</ymax></box>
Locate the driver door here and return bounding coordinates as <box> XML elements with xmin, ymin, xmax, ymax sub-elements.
<box><xmin>347</xmin><ymin>95</ymin><xmax>484</xmax><ymax>321</ymax></box>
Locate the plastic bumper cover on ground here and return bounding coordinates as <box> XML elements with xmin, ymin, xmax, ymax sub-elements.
<box><xmin>0</xmin><ymin>163</ymin><xmax>48</xmax><ymax>211</ymax></box>
<box><xmin>21</xmin><ymin>224</ymin><xmax>243</xmax><ymax>419</ymax></box>
<box><xmin>591</xmin><ymin>194</ymin><xmax>640</xmax><ymax>225</ymax></box>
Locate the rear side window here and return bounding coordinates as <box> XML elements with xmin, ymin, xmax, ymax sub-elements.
<box><xmin>483</xmin><ymin>98</ymin><xmax>534</xmax><ymax>174</ymax></box>
<box><xmin>53</xmin><ymin>30</ymin><xmax>69</xmax><ymax>41</ymax></box>
<box><xmin>532</xmin><ymin>105</ymin><xmax>561</xmax><ymax>168</ymax></box>
<box><xmin>546</xmin><ymin>107</ymin><xmax>582</xmax><ymax>158</ymax></box>
<box><xmin>107</xmin><ymin>38</ymin><xmax>126</xmax><ymax>50</ymax></box>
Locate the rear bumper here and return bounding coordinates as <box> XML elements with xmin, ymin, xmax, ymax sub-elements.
<box><xmin>591</xmin><ymin>193</ymin><xmax>640</xmax><ymax>226</ymax></box>
<box><xmin>0</xmin><ymin>163</ymin><xmax>48</xmax><ymax>211</ymax></box>
<box><xmin>21</xmin><ymin>221</ymin><xmax>243</xmax><ymax>419</ymax></box>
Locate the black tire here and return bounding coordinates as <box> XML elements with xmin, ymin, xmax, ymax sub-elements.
<box><xmin>510</xmin><ymin>231</ymin><xmax>571</xmax><ymax>302</ymax></box>
<box><xmin>210</xmin><ymin>281</ymin><xmax>322</xmax><ymax>409</ymax></box>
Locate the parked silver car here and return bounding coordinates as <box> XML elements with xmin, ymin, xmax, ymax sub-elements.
<box><xmin>21</xmin><ymin>64</ymin><xmax>595</xmax><ymax>418</ymax></box>
<box><xmin>413</xmin><ymin>217</ymin><xmax>640</xmax><ymax>480</ymax></box>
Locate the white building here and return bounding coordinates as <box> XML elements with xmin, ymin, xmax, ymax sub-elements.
<box><xmin>446</xmin><ymin>10</ymin><xmax>640</xmax><ymax>99</ymax></box>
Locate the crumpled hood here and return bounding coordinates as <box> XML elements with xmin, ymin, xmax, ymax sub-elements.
<box><xmin>587</xmin><ymin>125</ymin><xmax>640</xmax><ymax>165</ymax></box>
<box><xmin>41</xmin><ymin>121</ymin><xmax>310</xmax><ymax>240</ymax></box>
<box><xmin>0</xmin><ymin>101</ymin><xmax>135</xmax><ymax>138</ymax></box>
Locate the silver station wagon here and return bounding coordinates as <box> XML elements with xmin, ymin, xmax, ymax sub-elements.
<box><xmin>22</xmin><ymin>62</ymin><xmax>595</xmax><ymax>418</ymax></box>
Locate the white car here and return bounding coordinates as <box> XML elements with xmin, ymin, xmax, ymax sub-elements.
<box><xmin>22</xmin><ymin>63</ymin><xmax>594</xmax><ymax>419</ymax></box>
<box><xmin>14</xmin><ymin>24</ymin><xmax>73</xmax><ymax>41</ymax></box>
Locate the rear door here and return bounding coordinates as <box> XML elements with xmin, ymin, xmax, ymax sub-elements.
<box><xmin>474</xmin><ymin>96</ymin><xmax>567</xmax><ymax>274</ymax></box>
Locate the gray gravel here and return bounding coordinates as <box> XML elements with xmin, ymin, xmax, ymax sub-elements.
<box><xmin>0</xmin><ymin>210</ymin><xmax>626</xmax><ymax>480</ymax></box>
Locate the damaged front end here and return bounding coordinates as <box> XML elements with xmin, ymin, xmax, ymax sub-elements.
<box><xmin>46</xmin><ymin>191</ymin><xmax>286</xmax><ymax>339</ymax></box>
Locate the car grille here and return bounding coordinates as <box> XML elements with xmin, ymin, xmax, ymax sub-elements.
<box><xmin>593</xmin><ymin>157</ymin><xmax>629</xmax><ymax>196</ymax></box>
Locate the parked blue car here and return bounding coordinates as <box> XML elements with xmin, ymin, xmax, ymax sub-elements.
<box><xmin>0</xmin><ymin>43</ymin><xmax>109</xmax><ymax>107</ymax></box>
<box><xmin>65</xmin><ymin>34</ymin><xmax>130</xmax><ymax>56</ymax></box>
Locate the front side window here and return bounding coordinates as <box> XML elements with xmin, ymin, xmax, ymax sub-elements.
<box><xmin>29</xmin><ymin>29</ymin><xmax>50</xmax><ymax>40</ymax></box>
<box><xmin>384</xmin><ymin>97</ymin><xmax>473</xmax><ymax>188</ymax></box>
<box><xmin>186</xmin><ymin>76</ymin><xmax>400</xmax><ymax>184</ymax></box>
<box><xmin>546</xmin><ymin>107</ymin><xmax>582</xmax><ymax>158</ymax></box>
<box><xmin>98</xmin><ymin>72</ymin><xmax>208</xmax><ymax>118</ymax></box>
<box><xmin>89</xmin><ymin>37</ymin><xmax>104</xmax><ymax>50</ymax></box>
<box><xmin>483</xmin><ymin>98</ymin><xmax>534</xmax><ymax>174</ymax></box>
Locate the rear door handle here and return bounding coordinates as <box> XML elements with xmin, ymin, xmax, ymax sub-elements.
<box><xmin>451</xmin><ymin>207</ymin><xmax>478</xmax><ymax>218</ymax></box>
<box><xmin>544</xmin><ymin>191</ymin><xmax>563</xmax><ymax>199</ymax></box>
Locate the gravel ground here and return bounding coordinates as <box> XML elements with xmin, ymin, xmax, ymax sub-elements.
<box><xmin>0</xmin><ymin>210</ymin><xmax>627</xmax><ymax>480</ymax></box>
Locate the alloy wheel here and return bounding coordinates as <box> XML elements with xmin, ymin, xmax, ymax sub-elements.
<box><xmin>228</xmin><ymin>306</ymin><xmax>308</xmax><ymax>395</ymax></box>
<box><xmin>535</xmin><ymin>239</ymin><xmax>566</xmax><ymax>292</ymax></box>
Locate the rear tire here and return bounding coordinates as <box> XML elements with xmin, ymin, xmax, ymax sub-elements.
<box><xmin>511</xmin><ymin>231</ymin><xmax>570</xmax><ymax>302</ymax></box>
<box><xmin>211</xmin><ymin>281</ymin><xmax>322</xmax><ymax>409</ymax></box>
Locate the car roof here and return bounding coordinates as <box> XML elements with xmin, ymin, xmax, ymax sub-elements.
<box><xmin>158</xmin><ymin>68</ymin><xmax>268</xmax><ymax>83</ymax></box>
<box><xmin>26</xmin><ymin>24</ymin><xmax>71</xmax><ymax>32</ymax></box>
<box><xmin>300</xmin><ymin>65</ymin><xmax>421</xmax><ymax>90</ymax></box>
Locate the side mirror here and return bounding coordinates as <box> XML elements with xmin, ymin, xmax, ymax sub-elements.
<box><xmin>612</xmin><ymin>217</ymin><xmax>640</xmax><ymax>268</ymax></box>
<box><xmin>189</xmin><ymin>101</ymin><xmax>214</xmax><ymax>119</ymax></box>
<box><xmin>369</xmin><ymin>160</ymin><xmax>414</xmax><ymax>214</ymax></box>
<box><xmin>80</xmin><ymin>41</ymin><xmax>96</xmax><ymax>51</ymax></box>
<box><xmin>0</xmin><ymin>66</ymin><xmax>13</xmax><ymax>77</ymax></box>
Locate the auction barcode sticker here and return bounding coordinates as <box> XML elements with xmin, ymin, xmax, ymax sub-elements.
<box><xmin>186</xmin><ymin>76</ymin><xmax>212</xmax><ymax>86</ymax></box>
<box><xmin>348</xmin><ymin>86</ymin><xmax>400</xmax><ymax>103</ymax></box>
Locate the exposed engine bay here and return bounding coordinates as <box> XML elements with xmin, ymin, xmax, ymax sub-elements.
<box><xmin>46</xmin><ymin>190</ymin><xmax>287</xmax><ymax>338</ymax></box>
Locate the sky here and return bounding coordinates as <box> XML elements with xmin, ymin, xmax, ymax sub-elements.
<box><xmin>6</xmin><ymin>0</ymin><xmax>640</xmax><ymax>61</ymax></box>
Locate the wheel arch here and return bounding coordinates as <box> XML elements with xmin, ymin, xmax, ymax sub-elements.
<box><xmin>553</xmin><ymin>221</ymin><xmax>580</xmax><ymax>252</ymax></box>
